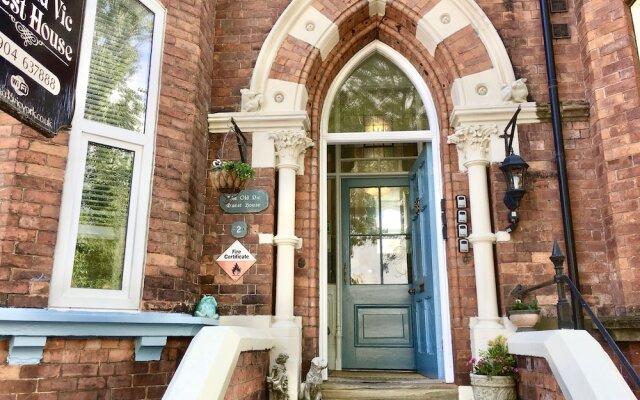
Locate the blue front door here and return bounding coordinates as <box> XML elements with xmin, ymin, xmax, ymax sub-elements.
<box><xmin>341</xmin><ymin>178</ymin><xmax>415</xmax><ymax>370</ymax></box>
<box><xmin>409</xmin><ymin>144</ymin><xmax>440</xmax><ymax>378</ymax></box>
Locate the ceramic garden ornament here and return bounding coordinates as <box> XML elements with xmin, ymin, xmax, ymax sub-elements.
<box><xmin>193</xmin><ymin>295</ymin><xmax>219</xmax><ymax>319</ymax></box>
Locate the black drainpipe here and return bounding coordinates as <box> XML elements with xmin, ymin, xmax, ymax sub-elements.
<box><xmin>539</xmin><ymin>0</ymin><xmax>584</xmax><ymax>329</ymax></box>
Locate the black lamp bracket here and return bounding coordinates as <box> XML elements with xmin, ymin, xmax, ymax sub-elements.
<box><xmin>499</xmin><ymin>105</ymin><xmax>522</xmax><ymax>156</ymax></box>
<box><xmin>230</xmin><ymin>117</ymin><xmax>249</xmax><ymax>164</ymax></box>
<box><xmin>504</xmin><ymin>210</ymin><xmax>519</xmax><ymax>233</ymax></box>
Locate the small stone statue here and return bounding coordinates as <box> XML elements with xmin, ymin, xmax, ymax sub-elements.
<box><xmin>240</xmin><ymin>88</ymin><xmax>263</xmax><ymax>112</ymax></box>
<box><xmin>299</xmin><ymin>357</ymin><xmax>327</xmax><ymax>400</ymax></box>
<box><xmin>501</xmin><ymin>78</ymin><xmax>529</xmax><ymax>103</ymax></box>
<box><xmin>267</xmin><ymin>353</ymin><xmax>289</xmax><ymax>400</ymax></box>
<box><xmin>193</xmin><ymin>295</ymin><xmax>219</xmax><ymax>319</ymax></box>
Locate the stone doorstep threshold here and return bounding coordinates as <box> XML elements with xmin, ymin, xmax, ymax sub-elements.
<box><xmin>0</xmin><ymin>307</ymin><xmax>218</xmax><ymax>365</ymax></box>
<box><xmin>322</xmin><ymin>370</ymin><xmax>458</xmax><ymax>400</ymax></box>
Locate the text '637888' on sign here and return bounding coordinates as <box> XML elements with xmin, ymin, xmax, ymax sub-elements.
<box><xmin>0</xmin><ymin>30</ymin><xmax>60</xmax><ymax>95</ymax></box>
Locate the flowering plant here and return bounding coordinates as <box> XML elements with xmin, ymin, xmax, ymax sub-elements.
<box><xmin>510</xmin><ymin>298</ymin><xmax>539</xmax><ymax>311</ymax></box>
<box><xmin>466</xmin><ymin>335</ymin><xmax>519</xmax><ymax>380</ymax></box>
<box><xmin>210</xmin><ymin>159</ymin><xmax>255</xmax><ymax>181</ymax></box>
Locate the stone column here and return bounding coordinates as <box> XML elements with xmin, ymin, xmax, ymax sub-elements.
<box><xmin>448</xmin><ymin>125</ymin><xmax>509</xmax><ymax>356</ymax></box>
<box><xmin>270</xmin><ymin>130</ymin><xmax>314</xmax><ymax>323</ymax></box>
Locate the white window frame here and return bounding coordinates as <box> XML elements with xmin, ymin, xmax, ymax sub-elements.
<box><xmin>49</xmin><ymin>0</ymin><xmax>166</xmax><ymax>310</ymax></box>
<box><xmin>633</xmin><ymin>2</ymin><xmax>640</xmax><ymax>55</ymax></box>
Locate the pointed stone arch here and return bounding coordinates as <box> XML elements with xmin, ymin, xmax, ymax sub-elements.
<box><xmin>250</xmin><ymin>0</ymin><xmax>517</xmax><ymax>115</ymax></box>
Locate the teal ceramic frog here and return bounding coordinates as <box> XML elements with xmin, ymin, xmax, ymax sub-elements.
<box><xmin>194</xmin><ymin>295</ymin><xmax>219</xmax><ymax>319</ymax></box>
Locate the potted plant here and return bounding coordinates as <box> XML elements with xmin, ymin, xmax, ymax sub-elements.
<box><xmin>208</xmin><ymin>159</ymin><xmax>255</xmax><ymax>194</ymax></box>
<box><xmin>467</xmin><ymin>335</ymin><xmax>518</xmax><ymax>400</ymax></box>
<box><xmin>508</xmin><ymin>298</ymin><xmax>541</xmax><ymax>330</ymax></box>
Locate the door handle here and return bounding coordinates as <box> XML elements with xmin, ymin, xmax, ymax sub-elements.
<box><xmin>408</xmin><ymin>288</ymin><xmax>416</xmax><ymax>295</ymax></box>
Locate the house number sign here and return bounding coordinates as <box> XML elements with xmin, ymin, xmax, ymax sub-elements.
<box><xmin>219</xmin><ymin>189</ymin><xmax>269</xmax><ymax>214</ymax></box>
<box><xmin>0</xmin><ymin>0</ymin><xmax>86</xmax><ymax>137</ymax></box>
<box><xmin>231</xmin><ymin>221</ymin><xmax>247</xmax><ymax>238</ymax></box>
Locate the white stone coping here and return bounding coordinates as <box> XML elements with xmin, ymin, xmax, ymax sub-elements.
<box><xmin>163</xmin><ymin>326</ymin><xmax>275</xmax><ymax>400</ymax></box>
<box><xmin>508</xmin><ymin>330</ymin><xmax>636</xmax><ymax>400</ymax></box>
<box><xmin>208</xmin><ymin>111</ymin><xmax>310</xmax><ymax>133</ymax></box>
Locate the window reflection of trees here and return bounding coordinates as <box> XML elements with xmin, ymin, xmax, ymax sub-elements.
<box><xmin>72</xmin><ymin>144</ymin><xmax>134</xmax><ymax>289</ymax></box>
<box><xmin>84</xmin><ymin>0</ymin><xmax>154</xmax><ymax>132</ymax></box>
<box><xmin>329</xmin><ymin>53</ymin><xmax>428</xmax><ymax>133</ymax></box>
<box><xmin>348</xmin><ymin>187</ymin><xmax>410</xmax><ymax>285</ymax></box>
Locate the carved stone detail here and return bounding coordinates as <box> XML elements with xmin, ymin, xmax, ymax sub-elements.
<box><xmin>270</xmin><ymin>130</ymin><xmax>314</xmax><ymax>173</ymax></box>
<box><xmin>501</xmin><ymin>78</ymin><xmax>529</xmax><ymax>103</ymax></box>
<box><xmin>267</xmin><ymin>353</ymin><xmax>290</xmax><ymax>400</ymax></box>
<box><xmin>299</xmin><ymin>356</ymin><xmax>327</xmax><ymax>400</ymax></box>
<box><xmin>240</xmin><ymin>88</ymin><xmax>263</xmax><ymax>112</ymax></box>
<box><xmin>447</xmin><ymin>125</ymin><xmax>497</xmax><ymax>166</ymax></box>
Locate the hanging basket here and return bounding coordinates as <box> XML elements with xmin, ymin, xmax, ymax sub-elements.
<box><xmin>208</xmin><ymin>169</ymin><xmax>248</xmax><ymax>194</ymax></box>
<box><xmin>209</xmin><ymin>118</ymin><xmax>253</xmax><ymax>195</ymax></box>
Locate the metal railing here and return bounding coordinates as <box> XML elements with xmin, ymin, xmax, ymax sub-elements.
<box><xmin>511</xmin><ymin>240</ymin><xmax>640</xmax><ymax>391</ymax></box>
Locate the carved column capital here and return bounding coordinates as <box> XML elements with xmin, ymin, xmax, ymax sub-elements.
<box><xmin>447</xmin><ymin>125</ymin><xmax>498</xmax><ymax>167</ymax></box>
<box><xmin>270</xmin><ymin>130</ymin><xmax>314</xmax><ymax>173</ymax></box>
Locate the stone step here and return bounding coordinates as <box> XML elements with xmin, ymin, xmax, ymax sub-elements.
<box><xmin>321</xmin><ymin>371</ymin><xmax>458</xmax><ymax>400</ymax></box>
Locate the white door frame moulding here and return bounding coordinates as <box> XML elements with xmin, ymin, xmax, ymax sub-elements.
<box><xmin>319</xmin><ymin>41</ymin><xmax>453</xmax><ymax>382</ymax></box>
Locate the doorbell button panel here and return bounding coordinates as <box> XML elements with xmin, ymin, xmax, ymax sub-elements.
<box><xmin>457</xmin><ymin>224</ymin><xmax>468</xmax><ymax>238</ymax></box>
<box><xmin>457</xmin><ymin>210</ymin><xmax>467</xmax><ymax>224</ymax></box>
<box><xmin>456</xmin><ymin>195</ymin><xmax>467</xmax><ymax>209</ymax></box>
<box><xmin>459</xmin><ymin>239</ymin><xmax>470</xmax><ymax>253</ymax></box>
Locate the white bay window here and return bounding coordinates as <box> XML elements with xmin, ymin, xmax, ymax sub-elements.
<box><xmin>49</xmin><ymin>0</ymin><xmax>165</xmax><ymax>309</ymax></box>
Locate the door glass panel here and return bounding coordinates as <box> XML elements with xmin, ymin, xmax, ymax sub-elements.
<box><xmin>380</xmin><ymin>187</ymin><xmax>409</xmax><ymax>234</ymax></box>
<box><xmin>349</xmin><ymin>188</ymin><xmax>380</xmax><ymax>234</ymax></box>
<box><xmin>72</xmin><ymin>143</ymin><xmax>134</xmax><ymax>289</ymax></box>
<box><xmin>348</xmin><ymin>183</ymin><xmax>410</xmax><ymax>285</ymax></box>
<box><xmin>350</xmin><ymin>237</ymin><xmax>381</xmax><ymax>284</ymax></box>
<box><xmin>382</xmin><ymin>236</ymin><xmax>409</xmax><ymax>284</ymax></box>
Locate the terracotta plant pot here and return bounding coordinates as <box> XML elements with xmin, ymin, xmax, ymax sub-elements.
<box><xmin>470</xmin><ymin>373</ymin><xmax>517</xmax><ymax>400</ymax></box>
<box><xmin>208</xmin><ymin>169</ymin><xmax>248</xmax><ymax>194</ymax></box>
<box><xmin>508</xmin><ymin>309</ymin><xmax>541</xmax><ymax>330</ymax></box>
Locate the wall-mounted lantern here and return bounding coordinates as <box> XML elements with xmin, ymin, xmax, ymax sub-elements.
<box><xmin>499</xmin><ymin>105</ymin><xmax>529</xmax><ymax>233</ymax></box>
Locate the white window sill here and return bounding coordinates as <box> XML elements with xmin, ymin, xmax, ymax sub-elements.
<box><xmin>0</xmin><ymin>308</ymin><xmax>218</xmax><ymax>365</ymax></box>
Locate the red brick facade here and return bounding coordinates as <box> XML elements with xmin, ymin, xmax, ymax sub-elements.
<box><xmin>2</xmin><ymin>0</ymin><xmax>640</xmax><ymax>398</ymax></box>
<box><xmin>0</xmin><ymin>338</ymin><xmax>189</xmax><ymax>399</ymax></box>
<box><xmin>223</xmin><ymin>351</ymin><xmax>270</xmax><ymax>400</ymax></box>
<box><xmin>517</xmin><ymin>355</ymin><xmax>565</xmax><ymax>400</ymax></box>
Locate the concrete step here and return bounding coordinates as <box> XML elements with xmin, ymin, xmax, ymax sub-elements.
<box><xmin>321</xmin><ymin>371</ymin><xmax>458</xmax><ymax>400</ymax></box>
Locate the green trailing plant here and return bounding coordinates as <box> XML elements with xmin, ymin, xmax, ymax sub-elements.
<box><xmin>211</xmin><ymin>159</ymin><xmax>255</xmax><ymax>181</ymax></box>
<box><xmin>511</xmin><ymin>298</ymin><xmax>540</xmax><ymax>311</ymax></box>
<box><xmin>467</xmin><ymin>335</ymin><xmax>519</xmax><ymax>380</ymax></box>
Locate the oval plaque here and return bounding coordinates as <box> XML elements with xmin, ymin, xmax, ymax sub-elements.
<box><xmin>219</xmin><ymin>189</ymin><xmax>269</xmax><ymax>214</ymax></box>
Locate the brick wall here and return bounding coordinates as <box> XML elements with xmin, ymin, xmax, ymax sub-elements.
<box><xmin>0</xmin><ymin>117</ymin><xmax>68</xmax><ymax>309</ymax></box>
<box><xmin>575</xmin><ymin>0</ymin><xmax>640</xmax><ymax>314</ymax></box>
<box><xmin>142</xmin><ymin>0</ymin><xmax>215</xmax><ymax>313</ymax></box>
<box><xmin>516</xmin><ymin>355</ymin><xmax>565</xmax><ymax>400</ymax></box>
<box><xmin>202</xmin><ymin>162</ymin><xmax>276</xmax><ymax>316</ymax></box>
<box><xmin>0</xmin><ymin>0</ymin><xmax>215</xmax><ymax>396</ymax></box>
<box><xmin>0</xmin><ymin>338</ymin><xmax>190</xmax><ymax>399</ymax></box>
<box><xmin>223</xmin><ymin>350</ymin><xmax>270</xmax><ymax>400</ymax></box>
<box><xmin>0</xmin><ymin>0</ymin><xmax>215</xmax><ymax>311</ymax></box>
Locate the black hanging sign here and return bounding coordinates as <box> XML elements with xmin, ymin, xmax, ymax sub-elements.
<box><xmin>0</xmin><ymin>0</ymin><xmax>86</xmax><ymax>137</ymax></box>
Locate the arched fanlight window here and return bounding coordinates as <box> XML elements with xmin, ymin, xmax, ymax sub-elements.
<box><xmin>328</xmin><ymin>53</ymin><xmax>429</xmax><ymax>133</ymax></box>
